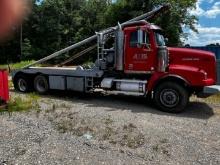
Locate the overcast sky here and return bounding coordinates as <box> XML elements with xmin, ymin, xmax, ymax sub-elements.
<box><xmin>183</xmin><ymin>0</ymin><xmax>220</xmax><ymax>46</ymax></box>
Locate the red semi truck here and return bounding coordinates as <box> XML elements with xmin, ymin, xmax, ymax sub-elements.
<box><xmin>12</xmin><ymin>5</ymin><xmax>220</xmax><ymax>113</ymax></box>
<box><xmin>0</xmin><ymin>69</ymin><xmax>9</xmax><ymax>107</ymax></box>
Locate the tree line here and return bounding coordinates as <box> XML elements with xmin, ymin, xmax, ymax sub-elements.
<box><xmin>0</xmin><ymin>0</ymin><xmax>197</xmax><ymax>64</ymax></box>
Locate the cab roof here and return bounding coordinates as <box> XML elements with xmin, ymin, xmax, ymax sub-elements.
<box><xmin>149</xmin><ymin>24</ymin><xmax>162</xmax><ymax>30</ymax></box>
<box><xmin>123</xmin><ymin>21</ymin><xmax>162</xmax><ymax>31</ymax></box>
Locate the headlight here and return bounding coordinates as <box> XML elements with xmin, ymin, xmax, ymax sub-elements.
<box><xmin>200</xmin><ymin>69</ymin><xmax>207</xmax><ymax>79</ymax></box>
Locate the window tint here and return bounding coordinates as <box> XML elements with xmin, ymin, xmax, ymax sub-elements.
<box><xmin>130</xmin><ymin>31</ymin><xmax>138</xmax><ymax>47</ymax></box>
<box><xmin>130</xmin><ymin>30</ymin><xmax>149</xmax><ymax>47</ymax></box>
<box><xmin>155</xmin><ymin>32</ymin><xmax>166</xmax><ymax>46</ymax></box>
<box><xmin>144</xmin><ymin>32</ymin><xmax>150</xmax><ymax>45</ymax></box>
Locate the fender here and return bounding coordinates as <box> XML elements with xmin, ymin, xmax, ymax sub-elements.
<box><xmin>147</xmin><ymin>72</ymin><xmax>190</xmax><ymax>92</ymax></box>
<box><xmin>169</xmin><ymin>65</ymin><xmax>214</xmax><ymax>86</ymax></box>
<box><xmin>147</xmin><ymin>72</ymin><xmax>168</xmax><ymax>92</ymax></box>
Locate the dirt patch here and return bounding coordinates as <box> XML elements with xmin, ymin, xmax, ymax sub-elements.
<box><xmin>0</xmin><ymin>91</ymin><xmax>220</xmax><ymax>164</ymax></box>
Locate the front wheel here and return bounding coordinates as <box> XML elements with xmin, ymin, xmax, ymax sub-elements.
<box><xmin>153</xmin><ymin>82</ymin><xmax>189</xmax><ymax>113</ymax></box>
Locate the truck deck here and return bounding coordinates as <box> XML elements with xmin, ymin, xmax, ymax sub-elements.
<box><xmin>17</xmin><ymin>66</ymin><xmax>104</xmax><ymax>78</ymax></box>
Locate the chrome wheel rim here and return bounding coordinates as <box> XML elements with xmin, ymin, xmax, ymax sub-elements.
<box><xmin>36</xmin><ymin>78</ymin><xmax>47</xmax><ymax>92</ymax></box>
<box><xmin>18</xmin><ymin>79</ymin><xmax>27</xmax><ymax>92</ymax></box>
<box><xmin>160</xmin><ymin>89</ymin><xmax>179</xmax><ymax>108</ymax></box>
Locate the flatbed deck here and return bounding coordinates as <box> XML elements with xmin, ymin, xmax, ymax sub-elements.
<box><xmin>15</xmin><ymin>66</ymin><xmax>104</xmax><ymax>78</ymax></box>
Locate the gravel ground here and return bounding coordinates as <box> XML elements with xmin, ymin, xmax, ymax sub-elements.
<box><xmin>0</xmin><ymin>91</ymin><xmax>220</xmax><ymax>165</ymax></box>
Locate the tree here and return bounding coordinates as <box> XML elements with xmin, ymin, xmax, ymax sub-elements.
<box><xmin>104</xmin><ymin>0</ymin><xmax>197</xmax><ymax>46</ymax></box>
<box><xmin>206</xmin><ymin>43</ymin><xmax>220</xmax><ymax>47</ymax></box>
<box><xmin>153</xmin><ymin>0</ymin><xmax>197</xmax><ymax>46</ymax></box>
<box><xmin>21</xmin><ymin>38</ymin><xmax>32</xmax><ymax>60</ymax></box>
<box><xmin>0</xmin><ymin>0</ymin><xmax>198</xmax><ymax>64</ymax></box>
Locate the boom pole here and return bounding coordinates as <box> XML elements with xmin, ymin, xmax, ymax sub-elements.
<box><xmin>24</xmin><ymin>35</ymin><xmax>97</xmax><ymax>68</ymax></box>
<box><xmin>24</xmin><ymin>4</ymin><xmax>169</xmax><ymax>69</ymax></box>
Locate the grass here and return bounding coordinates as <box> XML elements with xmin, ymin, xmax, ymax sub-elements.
<box><xmin>0</xmin><ymin>60</ymin><xmax>35</xmax><ymax>71</ymax></box>
<box><xmin>204</xmin><ymin>94</ymin><xmax>220</xmax><ymax>104</ymax></box>
<box><xmin>152</xmin><ymin>139</ymin><xmax>171</xmax><ymax>157</ymax></box>
<box><xmin>0</xmin><ymin>92</ymin><xmax>40</xmax><ymax>113</ymax></box>
<box><xmin>56</xmin><ymin>118</ymin><xmax>95</xmax><ymax>136</ymax></box>
<box><xmin>53</xmin><ymin>111</ymin><xmax>145</xmax><ymax>149</ymax></box>
<box><xmin>191</xmin><ymin>94</ymin><xmax>220</xmax><ymax>105</ymax></box>
<box><xmin>7</xmin><ymin>96</ymin><xmax>33</xmax><ymax>112</ymax></box>
<box><xmin>8</xmin><ymin>79</ymin><xmax>14</xmax><ymax>89</ymax></box>
<box><xmin>28</xmin><ymin>92</ymin><xmax>40</xmax><ymax>101</ymax></box>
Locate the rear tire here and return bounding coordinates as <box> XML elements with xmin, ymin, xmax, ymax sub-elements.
<box><xmin>153</xmin><ymin>82</ymin><xmax>189</xmax><ymax>113</ymax></box>
<box><xmin>34</xmin><ymin>75</ymin><xmax>49</xmax><ymax>94</ymax></box>
<box><xmin>14</xmin><ymin>74</ymin><xmax>31</xmax><ymax>93</ymax></box>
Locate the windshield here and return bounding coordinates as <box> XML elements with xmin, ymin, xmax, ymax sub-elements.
<box><xmin>154</xmin><ymin>32</ymin><xmax>166</xmax><ymax>46</ymax></box>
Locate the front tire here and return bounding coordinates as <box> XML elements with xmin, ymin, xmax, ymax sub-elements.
<box><xmin>153</xmin><ymin>82</ymin><xmax>189</xmax><ymax>113</ymax></box>
<box><xmin>34</xmin><ymin>75</ymin><xmax>49</xmax><ymax>94</ymax></box>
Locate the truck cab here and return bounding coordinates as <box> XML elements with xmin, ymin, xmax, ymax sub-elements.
<box><xmin>117</xmin><ymin>21</ymin><xmax>217</xmax><ymax>88</ymax></box>
<box><xmin>113</xmin><ymin>21</ymin><xmax>168</xmax><ymax>74</ymax></box>
<box><xmin>100</xmin><ymin>20</ymin><xmax>219</xmax><ymax>112</ymax></box>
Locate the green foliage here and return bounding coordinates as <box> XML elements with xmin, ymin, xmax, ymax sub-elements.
<box><xmin>0</xmin><ymin>0</ymin><xmax>198</xmax><ymax>63</ymax></box>
<box><xmin>105</xmin><ymin>0</ymin><xmax>197</xmax><ymax>46</ymax></box>
<box><xmin>7</xmin><ymin>97</ymin><xmax>33</xmax><ymax>112</ymax></box>
<box><xmin>0</xmin><ymin>60</ymin><xmax>35</xmax><ymax>71</ymax></box>
<box><xmin>22</xmin><ymin>38</ymin><xmax>32</xmax><ymax>60</ymax></box>
<box><xmin>153</xmin><ymin>0</ymin><xmax>198</xmax><ymax>46</ymax></box>
<box><xmin>1</xmin><ymin>93</ymin><xmax>40</xmax><ymax>112</ymax></box>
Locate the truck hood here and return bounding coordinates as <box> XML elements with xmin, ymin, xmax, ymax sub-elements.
<box><xmin>167</xmin><ymin>47</ymin><xmax>217</xmax><ymax>84</ymax></box>
<box><xmin>167</xmin><ymin>47</ymin><xmax>215</xmax><ymax>62</ymax></box>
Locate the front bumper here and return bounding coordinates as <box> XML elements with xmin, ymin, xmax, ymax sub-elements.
<box><xmin>197</xmin><ymin>85</ymin><xmax>220</xmax><ymax>98</ymax></box>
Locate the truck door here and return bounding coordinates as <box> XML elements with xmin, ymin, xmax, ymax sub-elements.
<box><xmin>124</xmin><ymin>28</ymin><xmax>154</xmax><ymax>73</ymax></box>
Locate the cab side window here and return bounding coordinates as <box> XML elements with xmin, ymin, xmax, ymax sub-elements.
<box><xmin>130</xmin><ymin>31</ymin><xmax>138</xmax><ymax>47</ymax></box>
<box><xmin>130</xmin><ymin>30</ymin><xmax>149</xmax><ymax>48</ymax></box>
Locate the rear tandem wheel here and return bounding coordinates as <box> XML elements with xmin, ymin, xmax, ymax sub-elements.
<box><xmin>14</xmin><ymin>74</ymin><xmax>31</xmax><ymax>93</ymax></box>
<box><xmin>34</xmin><ymin>75</ymin><xmax>49</xmax><ymax>94</ymax></box>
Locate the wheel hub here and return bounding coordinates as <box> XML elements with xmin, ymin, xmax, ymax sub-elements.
<box><xmin>18</xmin><ymin>79</ymin><xmax>27</xmax><ymax>92</ymax></box>
<box><xmin>160</xmin><ymin>89</ymin><xmax>179</xmax><ymax>108</ymax></box>
<box><xmin>36</xmin><ymin>79</ymin><xmax>47</xmax><ymax>92</ymax></box>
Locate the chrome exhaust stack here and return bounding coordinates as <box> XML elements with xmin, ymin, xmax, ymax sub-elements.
<box><xmin>157</xmin><ymin>46</ymin><xmax>169</xmax><ymax>72</ymax></box>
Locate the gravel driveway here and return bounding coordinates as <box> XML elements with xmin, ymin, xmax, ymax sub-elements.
<box><xmin>0</xmin><ymin>91</ymin><xmax>220</xmax><ymax>165</ymax></box>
